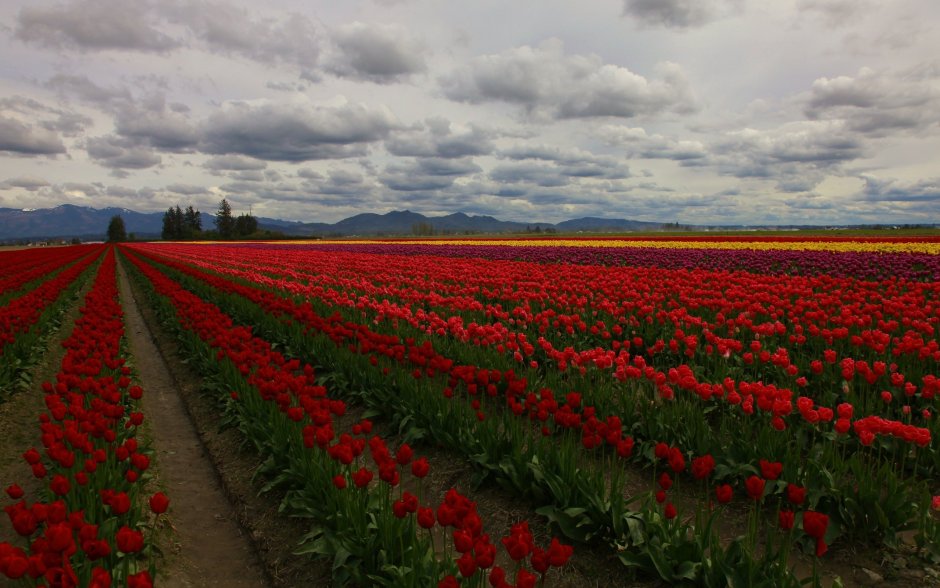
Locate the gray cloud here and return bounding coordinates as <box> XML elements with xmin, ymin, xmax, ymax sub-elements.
<box><xmin>266</xmin><ymin>80</ymin><xmax>310</xmax><ymax>93</ymax></box>
<box><xmin>16</xmin><ymin>0</ymin><xmax>178</xmax><ymax>52</ymax></box>
<box><xmin>226</xmin><ymin>170</ymin><xmax>265</xmax><ymax>182</ymax></box>
<box><xmin>441</xmin><ymin>39</ymin><xmax>696</xmax><ymax>119</ymax></box>
<box><xmin>105</xmin><ymin>185</ymin><xmax>140</xmax><ymax>198</ymax></box>
<box><xmin>783</xmin><ymin>194</ymin><xmax>836</xmax><ymax>210</ymax></box>
<box><xmin>46</xmin><ymin>74</ymin><xmax>133</xmax><ymax>107</ymax></box>
<box><xmin>380</xmin><ymin>157</ymin><xmax>480</xmax><ymax>191</ymax></box>
<box><xmin>796</xmin><ymin>0</ymin><xmax>871</xmax><ymax>28</ymax></box>
<box><xmin>46</xmin><ymin>75</ymin><xmax>198</xmax><ymax>150</ymax></box>
<box><xmin>296</xmin><ymin>168</ymin><xmax>322</xmax><ymax>180</ymax></box>
<box><xmin>0</xmin><ymin>116</ymin><xmax>67</xmax><ymax>155</ymax></box>
<box><xmin>113</xmin><ymin>103</ymin><xmax>198</xmax><ymax>152</ymax></box>
<box><xmin>804</xmin><ymin>66</ymin><xmax>940</xmax><ymax>137</ymax></box>
<box><xmin>599</xmin><ymin>125</ymin><xmax>707</xmax><ymax>161</ymax></box>
<box><xmin>490</xmin><ymin>163</ymin><xmax>570</xmax><ymax>187</ymax></box>
<box><xmin>385</xmin><ymin>118</ymin><xmax>493</xmax><ymax>158</ymax></box>
<box><xmin>1</xmin><ymin>176</ymin><xmax>51</xmax><ymax>191</ymax></box>
<box><xmin>560</xmin><ymin>163</ymin><xmax>630</xmax><ymax>179</ymax></box>
<box><xmin>327</xmin><ymin>22</ymin><xmax>425</xmax><ymax>83</ymax></box>
<box><xmin>41</xmin><ymin>112</ymin><xmax>94</xmax><ymax>137</ymax></box>
<box><xmin>162</xmin><ymin>0</ymin><xmax>320</xmax><ymax>70</ymax></box>
<box><xmin>707</xmin><ymin>122</ymin><xmax>864</xmax><ymax>191</ymax></box>
<box><xmin>622</xmin><ymin>0</ymin><xmax>742</xmax><ymax>28</ymax></box>
<box><xmin>1</xmin><ymin>94</ymin><xmax>93</xmax><ymax>138</ymax></box>
<box><xmin>497</xmin><ymin>143</ymin><xmax>631</xmax><ymax>180</ymax></box>
<box><xmin>17</xmin><ymin>0</ymin><xmax>320</xmax><ymax>72</ymax></box>
<box><xmin>203</xmin><ymin>154</ymin><xmax>267</xmax><ymax>171</ymax></box>
<box><xmin>85</xmin><ymin>135</ymin><xmax>161</xmax><ymax>171</ymax></box>
<box><xmin>164</xmin><ymin>183</ymin><xmax>208</xmax><ymax>196</ymax></box>
<box><xmin>860</xmin><ymin>175</ymin><xmax>940</xmax><ymax>203</ymax></box>
<box><xmin>300</xmin><ymin>168</ymin><xmax>374</xmax><ymax>196</ymax></box>
<box><xmin>201</xmin><ymin>100</ymin><xmax>399</xmax><ymax>161</ymax></box>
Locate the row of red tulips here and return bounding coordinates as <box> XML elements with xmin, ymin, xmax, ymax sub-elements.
<box><xmin>122</xmin><ymin>245</ymin><xmax>873</xmax><ymax>584</ymax></box>
<box><xmin>1</xmin><ymin>247</ymin><xmax>166</xmax><ymax>587</ymax></box>
<box><xmin>0</xmin><ymin>246</ymin><xmax>97</xmax><ymax>305</ymax></box>
<box><xmin>1</xmin><ymin>245</ymin><xmax>105</xmax><ymax>397</ymax></box>
<box><xmin>129</xmin><ymin>244</ymin><xmax>935</xmax><ymax>508</ymax></box>
<box><xmin>0</xmin><ymin>246</ymin><xmax>103</xmax><ymax>349</ymax></box>
<box><xmin>151</xmin><ymin>245</ymin><xmax>938</xmax><ymax>485</ymax></box>
<box><xmin>122</xmin><ymin>247</ymin><xmax>573</xmax><ymax>587</ymax></box>
<box><xmin>151</xmin><ymin>244</ymin><xmax>938</xmax><ymax>422</ymax></box>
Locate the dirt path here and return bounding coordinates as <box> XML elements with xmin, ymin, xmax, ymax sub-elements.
<box><xmin>117</xmin><ymin>257</ymin><xmax>268</xmax><ymax>588</ymax></box>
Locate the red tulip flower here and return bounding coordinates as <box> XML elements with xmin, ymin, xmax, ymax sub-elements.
<box><xmin>745</xmin><ymin>476</ymin><xmax>765</xmax><ymax>501</ymax></box>
<box><xmin>149</xmin><ymin>492</ymin><xmax>170</xmax><ymax>515</ymax></box>
<box><xmin>715</xmin><ymin>484</ymin><xmax>733</xmax><ymax>504</ymax></box>
<box><xmin>803</xmin><ymin>510</ymin><xmax>830</xmax><ymax>556</ymax></box>
<box><xmin>116</xmin><ymin>526</ymin><xmax>144</xmax><ymax>553</ymax></box>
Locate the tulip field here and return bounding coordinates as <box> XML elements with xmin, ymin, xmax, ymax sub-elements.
<box><xmin>2</xmin><ymin>235</ymin><xmax>939</xmax><ymax>586</ymax></box>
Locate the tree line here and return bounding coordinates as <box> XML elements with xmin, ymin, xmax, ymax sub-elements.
<box><xmin>106</xmin><ymin>198</ymin><xmax>259</xmax><ymax>242</ymax></box>
<box><xmin>162</xmin><ymin>198</ymin><xmax>257</xmax><ymax>240</ymax></box>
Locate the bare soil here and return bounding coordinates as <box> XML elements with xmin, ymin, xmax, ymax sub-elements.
<box><xmin>117</xmin><ymin>259</ymin><xmax>270</xmax><ymax>587</ymax></box>
<box><xmin>119</xmin><ymin>256</ymin><xmax>332</xmax><ymax>587</ymax></box>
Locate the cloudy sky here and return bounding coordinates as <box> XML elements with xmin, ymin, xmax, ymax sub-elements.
<box><xmin>1</xmin><ymin>0</ymin><xmax>939</xmax><ymax>225</ymax></box>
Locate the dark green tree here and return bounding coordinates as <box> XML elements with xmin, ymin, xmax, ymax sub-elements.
<box><xmin>234</xmin><ymin>213</ymin><xmax>258</xmax><ymax>237</ymax></box>
<box><xmin>107</xmin><ymin>215</ymin><xmax>127</xmax><ymax>242</ymax></box>
<box><xmin>215</xmin><ymin>198</ymin><xmax>234</xmax><ymax>239</ymax></box>
<box><xmin>162</xmin><ymin>206</ymin><xmax>184</xmax><ymax>240</ymax></box>
<box><xmin>184</xmin><ymin>206</ymin><xmax>202</xmax><ymax>237</ymax></box>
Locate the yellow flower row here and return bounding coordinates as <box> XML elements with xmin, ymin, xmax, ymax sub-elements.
<box><xmin>292</xmin><ymin>239</ymin><xmax>940</xmax><ymax>255</ymax></box>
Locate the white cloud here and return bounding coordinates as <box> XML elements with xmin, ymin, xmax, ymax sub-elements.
<box><xmin>441</xmin><ymin>39</ymin><xmax>697</xmax><ymax>120</ymax></box>
<box><xmin>1</xmin><ymin>0</ymin><xmax>939</xmax><ymax>224</ymax></box>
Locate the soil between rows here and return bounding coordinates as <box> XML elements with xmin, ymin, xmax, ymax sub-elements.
<box><xmin>120</xmin><ymin>254</ymin><xmax>344</xmax><ymax>587</ymax></box>
<box><xmin>117</xmin><ymin>257</ymin><xmax>271</xmax><ymax>587</ymax></box>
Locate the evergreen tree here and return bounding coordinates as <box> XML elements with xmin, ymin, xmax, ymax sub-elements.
<box><xmin>107</xmin><ymin>215</ymin><xmax>127</xmax><ymax>242</ymax></box>
<box><xmin>161</xmin><ymin>207</ymin><xmax>173</xmax><ymax>239</ymax></box>
<box><xmin>161</xmin><ymin>206</ymin><xmax>185</xmax><ymax>240</ymax></box>
<box><xmin>234</xmin><ymin>213</ymin><xmax>258</xmax><ymax>237</ymax></box>
<box><xmin>184</xmin><ymin>206</ymin><xmax>202</xmax><ymax>237</ymax></box>
<box><xmin>174</xmin><ymin>205</ymin><xmax>184</xmax><ymax>236</ymax></box>
<box><xmin>215</xmin><ymin>199</ymin><xmax>234</xmax><ymax>239</ymax></box>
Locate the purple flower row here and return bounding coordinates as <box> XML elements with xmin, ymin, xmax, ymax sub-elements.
<box><xmin>242</xmin><ymin>243</ymin><xmax>940</xmax><ymax>281</ymax></box>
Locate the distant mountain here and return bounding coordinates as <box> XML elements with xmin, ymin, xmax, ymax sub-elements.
<box><xmin>0</xmin><ymin>204</ymin><xmax>681</xmax><ymax>241</ymax></box>
<box><xmin>297</xmin><ymin>210</ymin><xmax>667</xmax><ymax>236</ymax></box>
<box><xmin>0</xmin><ymin>205</ymin><xmax>306</xmax><ymax>240</ymax></box>
<box><xmin>0</xmin><ymin>205</ymin><xmax>164</xmax><ymax>240</ymax></box>
<box><xmin>555</xmin><ymin>217</ymin><xmax>664</xmax><ymax>232</ymax></box>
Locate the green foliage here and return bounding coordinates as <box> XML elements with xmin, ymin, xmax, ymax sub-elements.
<box><xmin>162</xmin><ymin>205</ymin><xmax>202</xmax><ymax>240</ymax></box>
<box><xmin>107</xmin><ymin>215</ymin><xmax>127</xmax><ymax>242</ymax></box>
<box><xmin>215</xmin><ymin>199</ymin><xmax>234</xmax><ymax>239</ymax></box>
<box><xmin>234</xmin><ymin>213</ymin><xmax>258</xmax><ymax>237</ymax></box>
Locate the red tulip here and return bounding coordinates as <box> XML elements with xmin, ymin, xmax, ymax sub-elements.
<box><xmin>745</xmin><ymin>476</ymin><xmax>765</xmax><ymax>501</ymax></box>
<box><xmin>149</xmin><ymin>492</ymin><xmax>170</xmax><ymax>514</ymax></box>
<box><xmin>116</xmin><ymin>526</ymin><xmax>144</xmax><ymax>553</ymax></box>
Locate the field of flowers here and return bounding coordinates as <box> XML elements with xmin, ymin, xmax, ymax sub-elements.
<box><xmin>1</xmin><ymin>247</ymin><xmax>163</xmax><ymax>586</ymax></box>
<box><xmin>2</xmin><ymin>235</ymin><xmax>938</xmax><ymax>586</ymax></box>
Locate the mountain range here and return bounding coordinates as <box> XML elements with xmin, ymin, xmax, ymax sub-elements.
<box><xmin>0</xmin><ymin>204</ymin><xmax>668</xmax><ymax>241</ymax></box>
